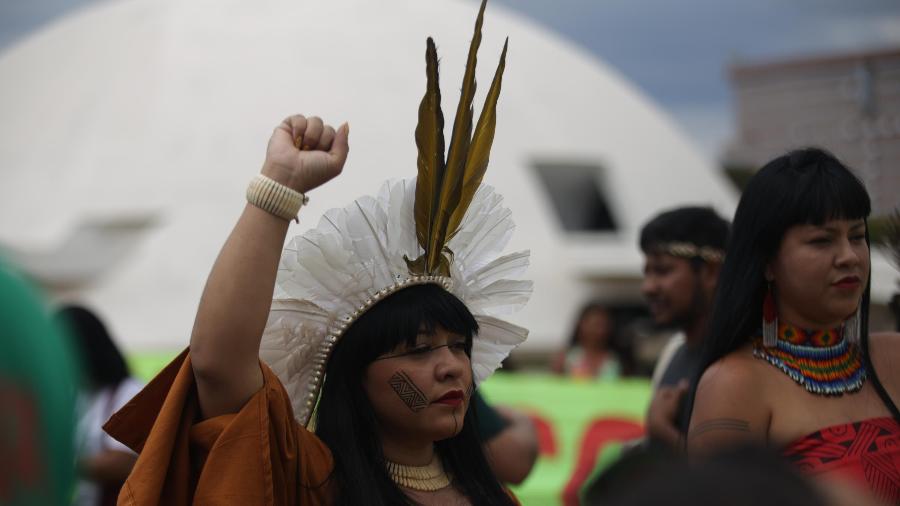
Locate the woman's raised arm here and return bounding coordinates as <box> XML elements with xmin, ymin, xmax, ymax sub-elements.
<box><xmin>189</xmin><ymin>115</ymin><xmax>349</xmax><ymax>420</ymax></box>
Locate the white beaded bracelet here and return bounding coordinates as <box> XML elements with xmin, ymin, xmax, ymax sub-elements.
<box><xmin>246</xmin><ymin>174</ymin><xmax>309</xmax><ymax>222</ymax></box>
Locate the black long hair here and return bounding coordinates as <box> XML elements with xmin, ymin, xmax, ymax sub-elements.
<box><xmin>313</xmin><ymin>283</ymin><xmax>515</xmax><ymax>506</ymax></box>
<box><xmin>692</xmin><ymin>148</ymin><xmax>900</xmax><ymax>422</ymax></box>
<box><xmin>57</xmin><ymin>304</ymin><xmax>131</xmax><ymax>390</ymax></box>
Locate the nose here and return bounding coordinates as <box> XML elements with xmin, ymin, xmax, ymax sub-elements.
<box><xmin>834</xmin><ymin>236</ymin><xmax>862</xmax><ymax>269</ymax></box>
<box><xmin>433</xmin><ymin>345</ymin><xmax>466</xmax><ymax>382</ymax></box>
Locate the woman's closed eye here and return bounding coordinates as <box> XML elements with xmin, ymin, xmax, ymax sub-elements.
<box><xmin>408</xmin><ymin>345</ymin><xmax>434</xmax><ymax>355</ymax></box>
<box><xmin>449</xmin><ymin>341</ymin><xmax>468</xmax><ymax>352</ymax></box>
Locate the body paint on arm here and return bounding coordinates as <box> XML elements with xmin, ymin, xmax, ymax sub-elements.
<box><xmin>689</xmin><ymin>418</ymin><xmax>751</xmax><ymax>441</ymax></box>
<box><xmin>389</xmin><ymin>370</ymin><xmax>429</xmax><ymax>412</ymax></box>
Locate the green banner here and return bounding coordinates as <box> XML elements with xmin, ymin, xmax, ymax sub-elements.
<box><xmin>481</xmin><ymin>373</ymin><xmax>651</xmax><ymax>506</ymax></box>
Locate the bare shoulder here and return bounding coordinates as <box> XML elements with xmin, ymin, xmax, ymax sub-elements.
<box><xmin>869</xmin><ymin>331</ymin><xmax>900</xmax><ymax>352</ymax></box>
<box><xmin>689</xmin><ymin>347</ymin><xmax>771</xmax><ymax>454</ymax></box>
<box><xmin>868</xmin><ymin>331</ymin><xmax>900</xmax><ymax>387</ymax></box>
<box><xmin>695</xmin><ymin>347</ymin><xmax>765</xmax><ymax>400</ymax></box>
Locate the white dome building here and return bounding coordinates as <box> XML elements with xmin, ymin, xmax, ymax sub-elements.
<box><xmin>0</xmin><ymin>0</ymin><xmax>748</xmax><ymax>353</ymax></box>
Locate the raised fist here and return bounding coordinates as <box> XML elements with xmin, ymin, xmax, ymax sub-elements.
<box><xmin>261</xmin><ymin>115</ymin><xmax>349</xmax><ymax>194</ymax></box>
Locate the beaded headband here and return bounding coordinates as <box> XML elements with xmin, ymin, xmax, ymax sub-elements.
<box><xmin>258</xmin><ymin>0</ymin><xmax>531</xmax><ymax>426</ymax></box>
<box><xmin>651</xmin><ymin>241</ymin><xmax>725</xmax><ymax>263</ymax></box>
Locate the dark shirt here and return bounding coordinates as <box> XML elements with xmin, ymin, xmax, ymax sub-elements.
<box><xmin>656</xmin><ymin>342</ymin><xmax>702</xmax><ymax>436</ymax></box>
<box><xmin>474</xmin><ymin>391</ymin><xmax>510</xmax><ymax>441</ymax></box>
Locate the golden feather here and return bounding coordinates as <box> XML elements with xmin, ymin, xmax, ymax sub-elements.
<box><xmin>407</xmin><ymin>37</ymin><xmax>446</xmax><ymax>275</ymax></box>
<box><xmin>408</xmin><ymin>0</ymin><xmax>506</xmax><ymax>276</ymax></box>
<box><xmin>447</xmin><ymin>37</ymin><xmax>507</xmax><ymax>238</ymax></box>
<box><xmin>428</xmin><ymin>0</ymin><xmax>487</xmax><ymax>271</ymax></box>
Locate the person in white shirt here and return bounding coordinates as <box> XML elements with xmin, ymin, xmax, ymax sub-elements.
<box><xmin>58</xmin><ymin>305</ymin><xmax>143</xmax><ymax>506</ymax></box>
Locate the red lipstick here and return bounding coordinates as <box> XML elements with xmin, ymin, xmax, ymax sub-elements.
<box><xmin>434</xmin><ymin>390</ymin><xmax>464</xmax><ymax>407</ymax></box>
<box><xmin>832</xmin><ymin>276</ymin><xmax>861</xmax><ymax>289</ymax></box>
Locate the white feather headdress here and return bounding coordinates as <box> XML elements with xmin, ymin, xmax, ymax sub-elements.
<box><xmin>258</xmin><ymin>0</ymin><xmax>530</xmax><ymax>426</ymax></box>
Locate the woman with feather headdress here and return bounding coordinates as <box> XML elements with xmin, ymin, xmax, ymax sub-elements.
<box><xmin>104</xmin><ymin>1</ymin><xmax>529</xmax><ymax>505</ymax></box>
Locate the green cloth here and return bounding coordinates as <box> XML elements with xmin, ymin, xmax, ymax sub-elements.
<box><xmin>0</xmin><ymin>260</ymin><xmax>79</xmax><ymax>506</ymax></box>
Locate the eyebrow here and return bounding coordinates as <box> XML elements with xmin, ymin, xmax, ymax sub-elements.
<box><xmin>811</xmin><ymin>221</ymin><xmax>866</xmax><ymax>233</ymax></box>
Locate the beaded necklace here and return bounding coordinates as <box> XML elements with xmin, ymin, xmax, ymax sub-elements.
<box><xmin>386</xmin><ymin>456</ymin><xmax>451</xmax><ymax>492</ymax></box>
<box><xmin>753</xmin><ymin>323</ymin><xmax>866</xmax><ymax>396</ymax></box>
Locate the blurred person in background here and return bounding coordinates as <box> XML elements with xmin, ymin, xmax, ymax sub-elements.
<box><xmin>553</xmin><ymin>302</ymin><xmax>622</xmax><ymax>380</ymax></box>
<box><xmin>0</xmin><ymin>259</ymin><xmax>79</xmax><ymax>506</ymax></box>
<box><xmin>639</xmin><ymin>207</ymin><xmax>729</xmax><ymax>449</ymax></box>
<box><xmin>689</xmin><ymin>149</ymin><xmax>900</xmax><ymax>503</ymax></box>
<box><xmin>474</xmin><ymin>392</ymin><xmax>539</xmax><ymax>485</ymax></box>
<box><xmin>58</xmin><ymin>305</ymin><xmax>142</xmax><ymax>506</ymax></box>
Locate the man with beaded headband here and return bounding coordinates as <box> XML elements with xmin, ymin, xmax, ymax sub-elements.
<box><xmin>638</xmin><ymin>206</ymin><xmax>729</xmax><ymax>450</ymax></box>
<box><xmin>104</xmin><ymin>1</ymin><xmax>529</xmax><ymax>504</ymax></box>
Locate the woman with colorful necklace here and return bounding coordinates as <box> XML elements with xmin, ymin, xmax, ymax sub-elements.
<box><xmin>688</xmin><ymin>148</ymin><xmax>900</xmax><ymax>502</ymax></box>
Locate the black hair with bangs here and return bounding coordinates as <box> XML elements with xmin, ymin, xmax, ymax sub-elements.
<box><xmin>313</xmin><ymin>283</ymin><xmax>515</xmax><ymax>506</ymax></box>
<box><xmin>689</xmin><ymin>148</ymin><xmax>900</xmax><ymax>428</ymax></box>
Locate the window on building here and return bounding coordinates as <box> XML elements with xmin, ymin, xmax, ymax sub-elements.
<box><xmin>532</xmin><ymin>161</ymin><xmax>618</xmax><ymax>232</ymax></box>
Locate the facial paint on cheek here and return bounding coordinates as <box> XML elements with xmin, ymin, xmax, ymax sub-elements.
<box><xmin>388</xmin><ymin>370</ymin><xmax>429</xmax><ymax>412</ymax></box>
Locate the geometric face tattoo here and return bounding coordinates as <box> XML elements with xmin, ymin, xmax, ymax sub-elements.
<box><xmin>388</xmin><ymin>370</ymin><xmax>429</xmax><ymax>412</ymax></box>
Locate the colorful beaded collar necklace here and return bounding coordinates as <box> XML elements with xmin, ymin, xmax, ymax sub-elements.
<box><xmin>753</xmin><ymin>323</ymin><xmax>866</xmax><ymax>396</ymax></box>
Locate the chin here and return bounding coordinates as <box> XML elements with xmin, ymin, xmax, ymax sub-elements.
<box><xmin>434</xmin><ymin>429</ymin><xmax>462</xmax><ymax>442</ymax></box>
<box><xmin>431</xmin><ymin>418</ymin><xmax>465</xmax><ymax>441</ymax></box>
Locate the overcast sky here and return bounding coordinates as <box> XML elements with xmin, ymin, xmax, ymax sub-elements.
<box><xmin>2</xmin><ymin>0</ymin><xmax>898</xmax><ymax>159</ymax></box>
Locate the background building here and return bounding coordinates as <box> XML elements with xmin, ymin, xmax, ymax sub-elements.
<box><xmin>724</xmin><ymin>47</ymin><xmax>900</xmax><ymax>330</ymax></box>
<box><xmin>725</xmin><ymin>47</ymin><xmax>900</xmax><ymax>216</ymax></box>
<box><xmin>0</xmin><ymin>0</ymin><xmax>739</xmax><ymax>357</ymax></box>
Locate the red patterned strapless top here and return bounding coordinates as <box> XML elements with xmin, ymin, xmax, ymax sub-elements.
<box><xmin>783</xmin><ymin>417</ymin><xmax>900</xmax><ymax>503</ymax></box>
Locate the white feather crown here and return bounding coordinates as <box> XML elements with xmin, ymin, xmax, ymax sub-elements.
<box><xmin>260</xmin><ymin>178</ymin><xmax>531</xmax><ymax>426</ymax></box>
<box><xmin>260</xmin><ymin>0</ymin><xmax>527</xmax><ymax>426</ymax></box>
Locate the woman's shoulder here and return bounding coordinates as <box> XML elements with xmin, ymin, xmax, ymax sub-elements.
<box><xmin>689</xmin><ymin>346</ymin><xmax>771</xmax><ymax>452</ymax></box>
<box><xmin>694</xmin><ymin>345</ymin><xmax>774</xmax><ymax>416</ymax></box>
<box><xmin>868</xmin><ymin>331</ymin><xmax>900</xmax><ymax>385</ymax></box>
<box><xmin>868</xmin><ymin>331</ymin><xmax>900</xmax><ymax>367</ymax></box>
<box><xmin>697</xmin><ymin>346</ymin><xmax>763</xmax><ymax>393</ymax></box>
<box><xmin>870</xmin><ymin>331</ymin><xmax>900</xmax><ymax>349</ymax></box>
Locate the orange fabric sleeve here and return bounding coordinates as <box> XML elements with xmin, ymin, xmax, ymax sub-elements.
<box><xmin>104</xmin><ymin>350</ymin><xmax>334</xmax><ymax>506</ymax></box>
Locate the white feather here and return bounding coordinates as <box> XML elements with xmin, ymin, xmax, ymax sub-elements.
<box><xmin>260</xmin><ymin>177</ymin><xmax>531</xmax><ymax>425</ymax></box>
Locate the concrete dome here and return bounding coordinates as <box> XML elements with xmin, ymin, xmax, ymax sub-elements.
<box><xmin>0</xmin><ymin>0</ymin><xmax>742</xmax><ymax>351</ymax></box>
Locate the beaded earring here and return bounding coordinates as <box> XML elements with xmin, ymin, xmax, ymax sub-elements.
<box><xmin>842</xmin><ymin>307</ymin><xmax>861</xmax><ymax>345</ymax></box>
<box><xmin>763</xmin><ymin>282</ymin><xmax>778</xmax><ymax>348</ymax></box>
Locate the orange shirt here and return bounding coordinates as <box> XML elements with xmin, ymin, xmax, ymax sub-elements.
<box><xmin>104</xmin><ymin>350</ymin><xmax>334</xmax><ymax>505</ymax></box>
